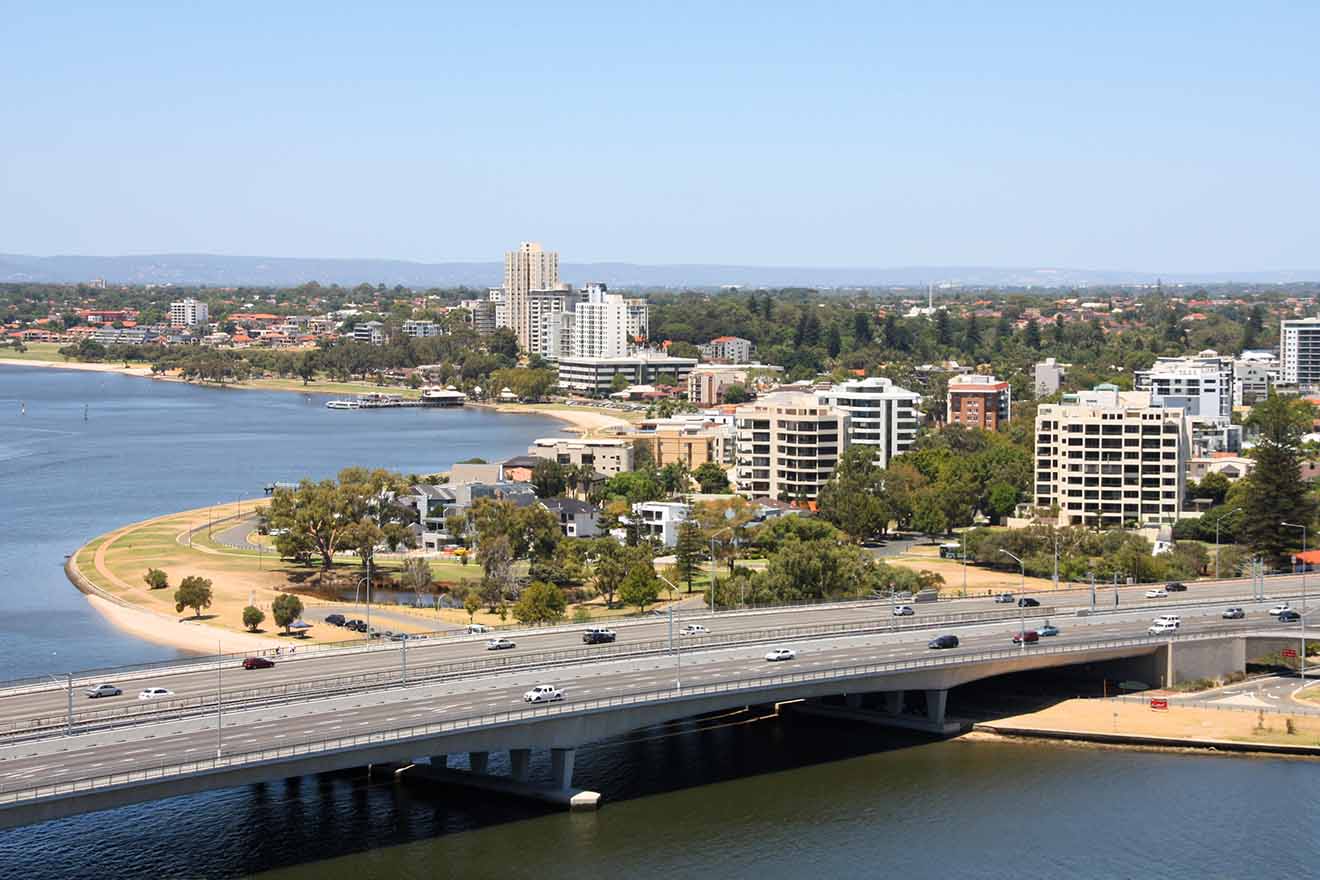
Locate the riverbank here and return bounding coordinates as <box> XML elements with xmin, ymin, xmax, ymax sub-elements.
<box><xmin>971</xmin><ymin>697</ymin><xmax>1320</xmax><ymax>756</ymax></box>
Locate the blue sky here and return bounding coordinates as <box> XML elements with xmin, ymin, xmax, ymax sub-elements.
<box><xmin>2</xmin><ymin>1</ymin><xmax>1317</xmax><ymax>270</ymax></box>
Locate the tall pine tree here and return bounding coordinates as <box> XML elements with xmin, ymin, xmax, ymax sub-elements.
<box><xmin>1241</xmin><ymin>393</ymin><xmax>1317</xmax><ymax>563</ymax></box>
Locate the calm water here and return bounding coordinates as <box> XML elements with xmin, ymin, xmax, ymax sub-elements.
<box><xmin>3</xmin><ymin>365</ymin><xmax>1320</xmax><ymax>879</ymax></box>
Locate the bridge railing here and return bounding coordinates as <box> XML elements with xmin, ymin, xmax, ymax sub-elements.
<box><xmin>0</xmin><ymin>605</ymin><xmax>1053</xmax><ymax>738</ymax></box>
<box><xmin>0</xmin><ymin>628</ymin><xmax>1239</xmax><ymax>809</ymax></box>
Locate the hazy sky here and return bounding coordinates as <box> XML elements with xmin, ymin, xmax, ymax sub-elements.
<box><xmin>3</xmin><ymin>1</ymin><xmax>1317</xmax><ymax>270</ymax></box>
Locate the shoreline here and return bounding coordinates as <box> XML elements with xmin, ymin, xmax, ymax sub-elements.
<box><xmin>2</xmin><ymin>356</ymin><xmax>628</xmax><ymax>435</ymax></box>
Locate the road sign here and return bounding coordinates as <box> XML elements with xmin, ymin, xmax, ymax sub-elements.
<box><xmin>1150</xmin><ymin>698</ymin><xmax>1169</xmax><ymax>710</ymax></box>
<box><xmin>1284</xmin><ymin>648</ymin><xmax>1298</xmax><ymax>658</ymax></box>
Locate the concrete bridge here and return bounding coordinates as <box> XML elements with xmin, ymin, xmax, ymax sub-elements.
<box><xmin>0</xmin><ymin>623</ymin><xmax>1299</xmax><ymax>830</ymax></box>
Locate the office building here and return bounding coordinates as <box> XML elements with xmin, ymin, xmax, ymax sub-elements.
<box><xmin>504</xmin><ymin>242</ymin><xmax>560</xmax><ymax>351</ymax></box>
<box><xmin>815</xmin><ymin>377</ymin><xmax>921</xmax><ymax>469</ymax></box>
<box><xmin>169</xmin><ymin>298</ymin><xmax>209</xmax><ymax>328</ymax></box>
<box><xmin>1033</xmin><ymin>385</ymin><xmax>1190</xmax><ymax>528</ymax></box>
<box><xmin>946</xmin><ymin>374</ymin><xmax>1011</xmax><ymax>430</ymax></box>
<box><xmin>557</xmin><ymin>353</ymin><xmax>697</xmax><ymax>395</ymax></box>
<box><xmin>734</xmin><ymin>391</ymin><xmax>849</xmax><ymax>501</ymax></box>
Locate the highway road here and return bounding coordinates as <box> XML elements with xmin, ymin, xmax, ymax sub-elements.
<box><xmin>1</xmin><ymin>595</ymin><xmax>1313</xmax><ymax>798</ymax></box>
<box><xmin>1</xmin><ymin>574</ymin><xmax>1312</xmax><ymax>736</ymax></box>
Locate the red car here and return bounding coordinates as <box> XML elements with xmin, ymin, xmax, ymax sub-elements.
<box><xmin>1012</xmin><ymin>630</ymin><xmax>1040</xmax><ymax>645</ymax></box>
<box><xmin>242</xmin><ymin>656</ymin><xmax>275</xmax><ymax>669</ymax></box>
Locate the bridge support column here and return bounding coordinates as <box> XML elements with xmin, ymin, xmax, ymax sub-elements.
<box><xmin>430</xmin><ymin>754</ymin><xmax>448</xmax><ymax>768</ymax></box>
<box><xmin>845</xmin><ymin>693</ymin><xmax>863</xmax><ymax>709</ymax></box>
<box><xmin>510</xmin><ymin>749</ymin><xmax>531</xmax><ymax>783</ymax></box>
<box><xmin>550</xmin><ymin>748</ymin><xmax>576</xmax><ymax>792</ymax></box>
<box><xmin>469</xmin><ymin>752</ymin><xmax>490</xmax><ymax>775</ymax></box>
<box><xmin>884</xmin><ymin>691</ymin><xmax>904</xmax><ymax>715</ymax></box>
<box><xmin>924</xmin><ymin>689</ymin><xmax>947</xmax><ymax>727</ymax></box>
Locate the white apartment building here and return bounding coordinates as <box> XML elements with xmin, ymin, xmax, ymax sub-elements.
<box><xmin>571</xmin><ymin>284</ymin><xmax>630</xmax><ymax>359</ymax></box>
<box><xmin>1034</xmin><ymin>386</ymin><xmax>1190</xmax><ymax>528</ymax></box>
<box><xmin>528</xmin><ymin>437</ymin><xmax>635</xmax><ymax>476</ymax></box>
<box><xmin>734</xmin><ymin>391</ymin><xmax>849</xmax><ymax>501</ymax></box>
<box><xmin>632</xmin><ymin>501</ymin><xmax>689</xmax><ymax>547</ymax></box>
<box><xmin>1234</xmin><ymin>350</ymin><xmax>1278</xmax><ymax>404</ymax></box>
<box><xmin>1034</xmin><ymin>358</ymin><xmax>1069</xmax><ymax>398</ymax></box>
<box><xmin>626</xmin><ymin>299</ymin><xmax>649</xmax><ymax>343</ymax></box>
<box><xmin>401</xmin><ymin>320</ymin><xmax>442</xmax><ymax>338</ymax></box>
<box><xmin>352</xmin><ymin>321</ymin><xmax>386</xmax><ymax>346</ymax></box>
<box><xmin>504</xmin><ymin>242</ymin><xmax>560</xmax><ymax>351</ymax></box>
<box><xmin>700</xmin><ymin>336</ymin><xmax>753</xmax><ymax>363</ymax></box>
<box><xmin>527</xmin><ymin>289</ymin><xmax>584</xmax><ymax>360</ymax></box>
<box><xmin>1133</xmin><ymin>351</ymin><xmax>1233</xmax><ymax>422</ymax></box>
<box><xmin>815</xmin><ymin>377</ymin><xmax>921</xmax><ymax>469</ymax></box>
<box><xmin>169</xmin><ymin>298</ymin><xmax>209</xmax><ymax>328</ymax></box>
<box><xmin>557</xmin><ymin>353</ymin><xmax>697</xmax><ymax>395</ymax></box>
<box><xmin>1280</xmin><ymin>318</ymin><xmax>1320</xmax><ymax>388</ymax></box>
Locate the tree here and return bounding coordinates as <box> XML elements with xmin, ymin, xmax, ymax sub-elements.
<box><xmin>143</xmin><ymin>568</ymin><xmax>169</xmax><ymax>590</ymax></box>
<box><xmin>512</xmin><ymin>580</ymin><xmax>567</xmax><ymax>624</ymax></box>
<box><xmin>818</xmin><ymin>445</ymin><xmax>886</xmax><ymax>539</ymax></box>
<box><xmin>478</xmin><ymin>534</ymin><xmax>514</xmax><ymax>611</ymax></box>
<box><xmin>756</xmin><ymin>539</ymin><xmax>873</xmax><ymax>603</ymax></box>
<box><xmin>591</xmin><ymin>539</ymin><xmax>634</xmax><ymax>608</ymax></box>
<box><xmin>619</xmin><ymin>561</ymin><xmax>661</xmax><ymax>613</ymax></box>
<box><xmin>1241</xmin><ymin>393</ymin><xmax>1317</xmax><ymax>563</ymax></box>
<box><xmin>722</xmin><ymin>384</ymin><xmax>751</xmax><ymax>404</ymax></box>
<box><xmin>272</xmin><ymin>593</ymin><xmax>304</xmax><ymax>634</ymax></box>
<box><xmin>532</xmin><ymin>458</ymin><xmax>567</xmax><ymax>498</ymax></box>
<box><xmin>910</xmin><ymin>491</ymin><xmax>949</xmax><ymax>543</ymax></box>
<box><xmin>266</xmin><ymin>468</ymin><xmax>407</xmax><ymax>569</ymax></box>
<box><xmin>1191</xmin><ymin>471</ymin><xmax>1231</xmax><ymax>507</ymax></box>
<box><xmin>674</xmin><ymin>519</ymin><xmax>706</xmax><ymax>591</ymax></box>
<box><xmin>463</xmin><ymin>590</ymin><xmax>482</xmax><ymax>623</ymax></box>
<box><xmin>693</xmin><ymin>462</ymin><xmax>730</xmax><ymax>493</ymax></box>
<box><xmin>400</xmin><ymin>557</ymin><xmax>433</xmax><ymax>603</ymax></box>
<box><xmin>174</xmin><ymin>575</ymin><xmax>213</xmax><ymax>618</ymax></box>
<box><xmin>242</xmin><ymin>605</ymin><xmax>265</xmax><ymax>632</ymax></box>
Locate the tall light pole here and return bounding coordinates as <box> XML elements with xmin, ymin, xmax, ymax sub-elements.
<box><xmin>657</xmin><ymin>572</ymin><xmax>680</xmax><ymax>666</ymax></box>
<box><xmin>709</xmin><ymin>522</ymin><xmax>735</xmax><ymax>615</ymax></box>
<box><xmin>961</xmin><ymin>529</ymin><xmax>968</xmax><ymax>597</ymax></box>
<box><xmin>1000</xmin><ymin>549</ymin><xmax>1026</xmax><ymax>654</ymax></box>
<box><xmin>216</xmin><ymin>640</ymin><xmax>223</xmax><ymax>758</ymax></box>
<box><xmin>1215</xmin><ymin>507</ymin><xmax>1243</xmax><ymax>580</ymax></box>
<box><xmin>1052</xmin><ymin>529</ymin><xmax>1060</xmax><ymax>592</ymax></box>
<box><xmin>1283</xmin><ymin>522</ymin><xmax>1308</xmax><ymax>679</ymax></box>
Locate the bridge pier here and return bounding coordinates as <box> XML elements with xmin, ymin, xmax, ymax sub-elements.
<box><xmin>510</xmin><ymin>748</ymin><xmax>531</xmax><ymax>783</ymax></box>
<box><xmin>884</xmin><ymin>691</ymin><xmax>904</xmax><ymax>715</ymax></box>
<box><xmin>924</xmin><ymin>689</ymin><xmax>947</xmax><ymax>727</ymax></box>
<box><xmin>468</xmin><ymin>751</ymin><xmax>490</xmax><ymax>774</ymax></box>
<box><xmin>430</xmin><ymin>754</ymin><xmax>448</xmax><ymax>768</ymax></box>
<box><xmin>845</xmin><ymin>693</ymin><xmax>863</xmax><ymax>709</ymax></box>
<box><xmin>551</xmin><ymin>747</ymin><xmax>576</xmax><ymax>792</ymax></box>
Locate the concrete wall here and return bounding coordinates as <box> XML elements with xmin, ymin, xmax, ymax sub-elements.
<box><xmin>1167</xmin><ymin>638</ymin><xmax>1245</xmax><ymax>685</ymax></box>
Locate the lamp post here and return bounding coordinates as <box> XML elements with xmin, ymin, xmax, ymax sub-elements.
<box><xmin>1052</xmin><ymin>529</ymin><xmax>1060</xmax><ymax>592</ymax></box>
<box><xmin>709</xmin><ymin>523</ymin><xmax>735</xmax><ymax>615</ymax></box>
<box><xmin>1282</xmin><ymin>522</ymin><xmax>1308</xmax><ymax>679</ymax></box>
<box><xmin>46</xmin><ymin>673</ymin><xmax>72</xmax><ymax>736</ymax></box>
<box><xmin>961</xmin><ymin>529</ymin><xmax>968</xmax><ymax>597</ymax></box>
<box><xmin>1000</xmin><ymin>549</ymin><xmax>1026</xmax><ymax>654</ymax></box>
<box><xmin>1214</xmin><ymin>507</ymin><xmax>1243</xmax><ymax>580</ymax></box>
<box><xmin>216</xmin><ymin>640</ymin><xmax>223</xmax><ymax>758</ymax></box>
<box><xmin>656</xmin><ymin>572</ymin><xmax>680</xmax><ymax>665</ymax></box>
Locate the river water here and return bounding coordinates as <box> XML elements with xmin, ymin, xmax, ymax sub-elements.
<box><xmin>3</xmin><ymin>365</ymin><xmax>1319</xmax><ymax>879</ymax></box>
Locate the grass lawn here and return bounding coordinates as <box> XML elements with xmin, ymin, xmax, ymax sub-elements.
<box><xmin>0</xmin><ymin>342</ymin><xmax>66</xmax><ymax>362</ymax></box>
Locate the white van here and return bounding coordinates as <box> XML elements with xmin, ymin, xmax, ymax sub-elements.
<box><xmin>1148</xmin><ymin>620</ymin><xmax>1180</xmax><ymax>635</ymax></box>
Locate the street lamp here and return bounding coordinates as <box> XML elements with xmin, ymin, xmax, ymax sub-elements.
<box><xmin>1282</xmin><ymin>522</ymin><xmax>1308</xmax><ymax>680</ymax></box>
<box><xmin>1000</xmin><ymin>549</ymin><xmax>1026</xmax><ymax>654</ymax></box>
<box><xmin>709</xmin><ymin>519</ymin><xmax>736</xmax><ymax>615</ymax></box>
<box><xmin>1214</xmin><ymin>507</ymin><xmax>1243</xmax><ymax>580</ymax></box>
<box><xmin>656</xmin><ymin>572</ymin><xmax>680</xmax><ymax>664</ymax></box>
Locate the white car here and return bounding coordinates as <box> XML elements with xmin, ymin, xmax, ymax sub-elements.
<box><xmin>892</xmin><ymin>605</ymin><xmax>915</xmax><ymax>616</ymax></box>
<box><xmin>1269</xmin><ymin>604</ymin><xmax>1291</xmax><ymax>616</ymax></box>
<box><xmin>1148</xmin><ymin>621</ymin><xmax>1179</xmax><ymax>635</ymax></box>
<box><xmin>486</xmin><ymin>638</ymin><xmax>516</xmax><ymax>650</ymax></box>
<box><xmin>523</xmin><ymin>684</ymin><xmax>564</xmax><ymax>703</ymax></box>
<box><xmin>137</xmin><ymin>687</ymin><xmax>173</xmax><ymax>700</ymax></box>
<box><xmin>765</xmin><ymin>648</ymin><xmax>797</xmax><ymax>662</ymax></box>
<box><xmin>1145</xmin><ymin>588</ymin><xmax>1168</xmax><ymax>599</ymax></box>
<box><xmin>465</xmin><ymin>623</ymin><xmax>491</xmax><ymax>634</ymax></box>
<box><xmin>680</xmin><ymin>624</ymin><xmax>709</xmax><ymax>636</ymax></box>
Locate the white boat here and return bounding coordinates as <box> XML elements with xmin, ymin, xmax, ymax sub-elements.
<box><xmin>325</xmin><ymin>399</ymin><xmax>361</xmax><ymax>410</ymax></box>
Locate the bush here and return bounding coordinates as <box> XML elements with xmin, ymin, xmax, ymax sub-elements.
<box><xmin>143</xmin><ymin>568</ymin><xmax>169</xmax><ymax>590</ymax></box>
<box><xmin>242</xmin><ymin>605</ymin><xmax>265</xmax><ymax>632</ymax></box>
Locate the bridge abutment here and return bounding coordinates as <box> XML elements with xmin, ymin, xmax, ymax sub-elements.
<box><xmin>510</xmin><ymin>748</ymin><xmax>531</xmax><ymax>783</ymax></box>
<box><xmin>468</xmin><ymin>751</ymin><xmax>489</xmax><ymax>774</ymax></box>
<box><xmin>550</xmin><ymin>747</ymin><xmax>576</xmax><ymax>791</ymax></box>
<box><xmin>884</xmin><ymin>691</ymin><xmax>904</xmax><ymax>714</ymax></box>
<box><xmin>924</xmin><ymin>689</ymin><xmax>947</xmax><ymax>727</ymax></box>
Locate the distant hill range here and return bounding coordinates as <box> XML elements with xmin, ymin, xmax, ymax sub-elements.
<box><xmin>1</xmin><ymin>253</ymin><xmax>1317</xmax><ymax>289</ymax></box>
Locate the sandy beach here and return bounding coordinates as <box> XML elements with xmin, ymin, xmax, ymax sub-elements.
<box><xmin>85</xmin><ymin>593</ymin><xmax>284</xmax><ymax>654</ymax></box>
<box><xmin>2</xmin><ymin>357</ymin><xmax>155</xmax><ymax>378</ymax></box>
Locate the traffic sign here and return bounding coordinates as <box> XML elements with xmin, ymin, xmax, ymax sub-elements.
<box><xmin>1150</xmin><ymin>698</ymin><xmax>1169</xmax><ymax>710</ymax></box>
<box><xmin>1284</xmin><ymin>648</ymin><xmax>1298</xmax><ymax>658</ymax></box>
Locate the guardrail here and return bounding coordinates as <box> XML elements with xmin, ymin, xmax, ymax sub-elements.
<box><xmin>0</xmin><ymin>628</ymin><xmax>1239</xmax><ymax>809</ymax></box>
<box><xmin>0</xmin><ymin>605</ymin><xmax>1053</xmax><ymax>739</ymax></box>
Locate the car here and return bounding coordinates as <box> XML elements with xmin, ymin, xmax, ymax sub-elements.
<box><xmin>325</xmin><ymin>613</ymin><xmax>346</xmax><ymax>626</ymax></box>
<box><xmin>583</xmin><ymin>628</ymin><xmax>617</xmax><ymax>644</ymax></box>
<box><xmin>1018</xmin><ymin>597</ymin><xmax>1040</xmax><ymax>608</ymax></box>
<box><xmin>523</xmin><ymin>684</ymin><xmax>563</xmax><ymax>703</ymax></box>
<box><xmin>994</xmin><ymin>593</ymin><xmax>1015</xmax><ymax>604</ymax></box>
<box><xmin>381</xmin><ymin>630</ymin><xmax>395</xmax><ymax>639</ymax></box>
<box><xmin>928</xmin><ymin>634</ymin><xmax>959</xmax><ymax>650</ymax></box>
<box><xmin>1269</xmin><ymin>604</ymin><xmax>1291</xmax><ymax>616</ymax></box>
<box><xmin>765</xmin><ymin>648</ymin><xmax>797</xmax><ymax>662</ymax></box>
<box><xmin>137</xmin><ymin>687</ymin><xmax>173</xmax><ymax>700</ymax></box>
<box><xmin>1012</xmin><ymin>630</ymin><xmax>1040</xmax><ymax>645</ymax></box>
<box><xmin>1278</xmin><ymin>610</ymin><xmax>1302</xmax><ymax>622</ymax></box>
<box><xmin>84</xmin><ymin>683</ymin><xmax>122</xmax><ymax>699</ymax></box>
<box><xmin>1165</xmin><ymin>582</ymin><xmax>1187</xmax><ymax>593</ymax></box>
<box><xmin>241</xmin><ymin>656</ymin><xmax>274</xmax><ymax>670</ymax></box>
<box><xmin>680</xmin><ymin>624</ymin><xmax>709</xmax><ymax>636</ymax></box>
<box><xmin>1038</xmin><ymin>623</ymin><xmax>1060</xmax><ymax>637</ymax></box>
<box><xmin>1223</xmin><ymin>607</ymin><xmax>1246</xmax><ymax>620</ymax></box>
<box><xmin>1152</xmin><ymin>615</ymin><xmax>1182</xmax><ymax>628</ymax></box>
<box><xmin>465</xmin><ymin>623</ymin><xmax>491</xmax><ymax>634</ymax></box>
<box><xmin>486</xmin><ymin>638</ymin><xmax>516</xmax><ymax>650</ymax></box>
<box><xmin>1148</xmin><ymin>621</ymin><xmax>1179</xmax><ymax>635</ymax></box>
<box><xmin>892</xmin><ymin>604</ymin><xmax>915</xmax><ymax>616</ymax></box>
<box><xmin>1145</xmin><ymin>588</ymin><xmax>1168</xmax><ymax>599</ymax></box>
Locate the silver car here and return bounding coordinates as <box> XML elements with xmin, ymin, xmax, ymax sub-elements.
<box><xmin>85</xmin><ymin>683</ymin><xmax>122</xmax><ymax>699</ymax></box>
